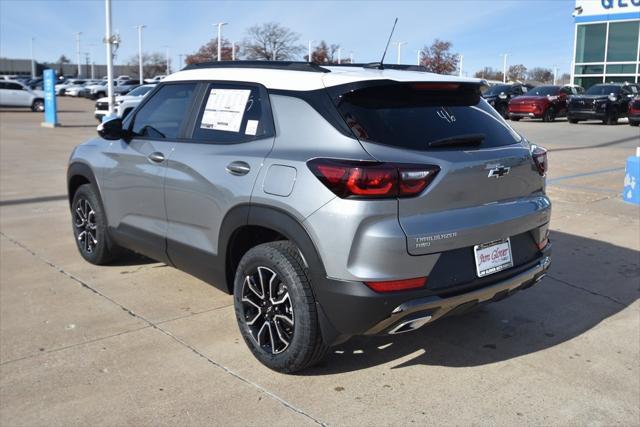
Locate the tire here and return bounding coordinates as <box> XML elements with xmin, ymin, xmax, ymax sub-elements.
<box><xmin>70</xmin><ymin>183</ymin><xmax>122</xmax><ymax>265</ymax></box>
<box><xmin>568</xmin><ymin>118</ymin><xmax>580</xmax><ymax>124</ymax></box>
<box><xmin>234</xmin><ymin>241</ymin><xmax>329</xmax><ymax>373</ymax></box>
<box><xmin>542</xmin><ymin>106</ymin><xmax>556</xmax><ymax>122</ymax></box>
<box><xmin>630</xmin><ymin>121</ymin><xmax>639</xmax><ymax>127</ymax></box>
<box><xmin>96</xmin><ymin>92</ymin><xmax>105</xmax><ymax>99</ymax></box>
<box><xmin>510</xmin><ymin>116</ymin><xmax>521</xmax><ymax>122</ymax></box>
<box><xmin>604</xmin><ymin>111</ymin><xmax>618</xmax><ymax>125</ymax></box>
<box><xmin>31</xmin><ymin>99</ymin><xmax>44</xmax><ymax>112</ymax></box>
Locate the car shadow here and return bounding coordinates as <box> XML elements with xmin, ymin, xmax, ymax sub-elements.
<box><xmin>302</xmin><ymin>230</ymin><xmax>639</xmax><ymax>375</ymax></box>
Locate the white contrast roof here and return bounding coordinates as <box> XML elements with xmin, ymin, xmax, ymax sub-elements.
<box><xmin>163</xmin><ymin>65</ymin><xmax>482</xmax><ymax>91</ymax></box>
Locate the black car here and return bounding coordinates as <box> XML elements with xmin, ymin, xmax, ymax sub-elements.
<box><xmin>567</xmin><ymin>83</ymin><xmax>639</xmax><ymax>125</ymax></box>
<box><xmin>482</xmin><ymin>83</ymin><xmax>535</xmax><ymax>118</ymax></box>
<box><xmin>113</xmin><ymin>79</ymin><xmax>140</xmax><ymax>95</ymax></box>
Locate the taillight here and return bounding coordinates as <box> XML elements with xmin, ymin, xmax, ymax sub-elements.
<box><xmin>365</xmin><ymin>277</ymin><xmax>427</xmax><ymax>293</ymax></box>
<box><xmin>530</xmin><ymin>145</ymin><xmax>548</xmax><ymax>176</ymax></box>
<box><xmin>308</xmin><ymin>159</ymin><xmax>439</xmax><ymax>199</ymax></box>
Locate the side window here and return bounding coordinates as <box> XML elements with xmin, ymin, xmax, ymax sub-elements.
<box><xmin>7</xmin><ymin>83</ymin><xmax>23</xmax><ymax>90</ymax></box>
<box><xmin>131</xmin><ymin>83</ymin><xmax>196</xmax><ymax>139</ymax></box>
<box><xmin>0</xmin><ymin>82</ymin><xmax>7</xmax><ymax>90</ymax></box>
<box><xmin>560</xmin><ymin>87</ymin><xmax>572</xmax><ymax>95</ymax></box>
<box><xmin>191</xmin><ymin>83</ymin><xmax>274</xmax><ymax>143</ymax></box>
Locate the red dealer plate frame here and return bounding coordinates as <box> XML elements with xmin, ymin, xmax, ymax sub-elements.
<box><xmin>473</xmin><ymin>238</ymin><xmax>514</xmax><ymax>278</ymax></box>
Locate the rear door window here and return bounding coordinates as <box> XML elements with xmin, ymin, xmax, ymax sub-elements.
<box><xmin>130</xmin><ymin>83</ymin><xmax>196</xmax><ymax>139</ymax></box>
<box><xmin>332</xmin><ymin>82</ymin><xmax>521</xmax><ymax>151</ymax></box>
<box><xmin>189</xmin><ymin>83</ymin><xmax>274</xmax><ymax>143</ymax></box>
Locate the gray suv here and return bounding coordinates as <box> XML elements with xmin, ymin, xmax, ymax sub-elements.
<box><xmin>67</xmin><ymin>62</ymin><xmax>552</xmax><ymax>373</ymax></box>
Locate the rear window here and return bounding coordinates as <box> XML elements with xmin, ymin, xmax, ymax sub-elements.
<box><xmin>586</xmin><ymin>85</ymin><xmax>621</xmax><ymax>95</ymax></box>
<box><xmin>332</xmin><ymin>82</ymin><xmax>521</xmax><ymax>151</ymax></box>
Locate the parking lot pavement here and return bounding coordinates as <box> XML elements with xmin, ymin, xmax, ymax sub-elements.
<box><xmin>1</xmin><ymin>98</ymin><xmax>638</xmax><ymax>426</ymax></box>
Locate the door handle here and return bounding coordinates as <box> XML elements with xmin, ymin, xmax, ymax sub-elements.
<box><xmin>226</xmin><ymin>161</ymin><xmax>251</xmax><ymax>176</ymax></box>
<box><xmin>148</xmin><ymin>152</ymin><xmax>165</xmax><ymax>163</ymax></box>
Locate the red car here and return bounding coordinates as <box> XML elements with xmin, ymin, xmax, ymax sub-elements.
<box><xmin>629</xmin><ymin>96</ymin><xmax>640</xmax><ymax>127</ymax></box>
<box><xmin>508</xmin><ymin>85</ymin><xmax>582</xmax><ymax>122</ymax></box>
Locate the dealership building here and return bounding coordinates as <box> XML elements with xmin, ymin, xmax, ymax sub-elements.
<box><xmin>572</xmin><ymin>0</ymin><xmax>640</xmax><ymax>88</ymax></box>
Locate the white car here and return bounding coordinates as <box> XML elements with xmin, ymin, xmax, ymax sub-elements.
<box><xmin>66</xmin><ymin>80</ymin><xmax>101</xmax><ymax>97</ymax></box>
<box><xmin>144</xmin><ymin>75</ymin><xmax>166</xmax><ymax>84</ymax></box>
<box><xmin>94</xmin><ymin>84</ymin><xmax>156</xmax><ymax>122</ymax></box>
<box><xmin>55</xmin><ymin>79</ymin><xmax>87</xmax><ymax>96</ymax></box>
<box><xmin>0</xmin><ymin>80</ymin><xmax>45</xmax><ymax>111</ymax></box>
<box><xmin>85</xmin><ymin>80</ymin><xmax>121</xmax><ymax>100</ymax></box>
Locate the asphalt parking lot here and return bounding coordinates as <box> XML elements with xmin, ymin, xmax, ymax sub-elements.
<box><xmin>1</xmin><ymin>97</ymin><xmax>638</xmax><ymax>426</ymax></box>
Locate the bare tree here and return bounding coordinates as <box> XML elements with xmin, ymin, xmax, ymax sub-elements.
<box><xmin>474</xmin><ymin>67</ymin><xmax>503</xmax><ymax>81</ymax></box>
<box><xmin>559</xmin><ymin>73</ymin><xmax>571</xmax><ymax>85</ymax></box>
<box><xmin>126</xmin><ymin>52</ymin><xmax>168</xmax><ymax>79</ymax></box>
<box><xmin>304</xmin><ymin>41</ymin><xmax>341</xmax><ymax>64</ymax></box>
<box><xmin>243</xmin><ymin>22</ymin><xmax>303</xmax><ymax>61</ymax></box>
<box><xmin>419</xmin><ymin>39</ymin><xmax>459</xmax><ymax>75</ymax></box>
<box><xmin>184</xmin><ymin>38</ymin><xmax>238</xmax><ymax>64</ymax></box>
<box><xmin>507</xmin><ymin>64</ymin><xmax>527</xmax><ymax>82</ymax></box>
<box><xmin>528</xmin><ymin>67</ymin><xmax>554</xmax><ymax>83</ymax></box>
<box><xmin>57</xmin><ymin>55</ymin><xmax>70</xmax><ymax>75</ymax></box>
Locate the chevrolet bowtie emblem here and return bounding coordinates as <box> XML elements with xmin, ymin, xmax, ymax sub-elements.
<box><xmin>487</xmin><ymin>165</ymin><xmax>511</xmax><ymax>178</ymax></box>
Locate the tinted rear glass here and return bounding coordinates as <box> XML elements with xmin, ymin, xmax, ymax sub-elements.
<box><xmin>586</xmin><ymin>85</ymin><xmax>621</xmax><ymax>95</ymax></box>
<box><xmin>333</xmin><ymin>82</ymin><xmax>521</xmax><ymax>151</ymax></box>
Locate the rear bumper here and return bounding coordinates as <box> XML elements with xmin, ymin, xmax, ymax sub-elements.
<box><xmin>509</xmin><ymin>112</ymin><xmax>541</xmax><ymax>119</ymax></box>
<box><xmin>314</xmin><ymin>244</ymin><xmax>552</xmax><ymax>343</ymax></box>
<box><xmin>567</xmin><ymin>110</ymin><xmax>606</xmax><ymax>120</ymax></box>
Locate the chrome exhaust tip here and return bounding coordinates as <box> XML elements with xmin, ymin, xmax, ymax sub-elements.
<box><xmin>388</xmin><ymin>315</ymin><xmax>432</xmax><ymax>334</ymax></box>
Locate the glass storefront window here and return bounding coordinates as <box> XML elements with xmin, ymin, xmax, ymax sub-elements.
<box><xmin>575</xmin><ymin>76</ymin><xmax>604</xmax><ymax>90</ymax></box>
<box><xmin>575</xmin><ymin>24</ymin><xmax>606</xmax><ymax>63</ymax></box>
<box><xmin>605</xmin><ymin>76</ymin><xmax>638</xmax><ymax>84</ymax></box>
<box><xmin>575</xmin><ymin>65</ymin><xmax>605</xmax><ymax>74</ymax></box>
<box><xmin>605</xmin><ymin>64</ymin><xmax>637</xmax><ymax>74</ymax></box>
<box><xmin>607</xmin><ymin>21</ymin><xmax>640</xmax><ymax>62</ymax></box>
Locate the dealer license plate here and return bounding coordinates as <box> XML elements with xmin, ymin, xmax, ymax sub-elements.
<box><xmin>474</xmin><ymin>238</ymin><xmax>513</xmax><ymax>278</ymax></box>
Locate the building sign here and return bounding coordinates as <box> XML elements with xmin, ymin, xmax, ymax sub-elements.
<box><xmin>574</xmin><ymin>0</ymin><xmax>640</xmax><ymax>22</ymax></box>
<box><xmin>41</xmin><ymin>69</ymin><xmax>59</xmax><ymax>128</ymax></box>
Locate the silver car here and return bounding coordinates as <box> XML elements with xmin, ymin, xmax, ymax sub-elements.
<box><xmin>67</xmin><ymin>61</ymin><xmax>551</xmax><ymax>373</ymax></box>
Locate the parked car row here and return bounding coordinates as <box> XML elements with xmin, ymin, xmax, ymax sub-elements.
<box><xmin>483</xmin><ymin>81</ymin><xmax>640</xmax><ymax>126</ymax></box>
<box><xmin>93</xmin><ymin>83</ymin><xmax>156</xmax><ymax>122</ymax></box>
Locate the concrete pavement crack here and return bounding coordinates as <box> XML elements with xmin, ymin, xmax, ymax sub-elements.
<box><xmin>547</xmin><ymin>274</ymin><xmax>626</xmax><ymax>307</ymax></box>
<box><xmin>0</xmin><ymin>232</ymin><xmax>328</xmax><ymax>427</ymax></box>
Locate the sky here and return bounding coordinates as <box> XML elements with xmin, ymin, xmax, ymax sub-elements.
<box><xmin>0</xmin><ymin>0</ymin><xmax>577</xmax><ymax>77</ymax></box>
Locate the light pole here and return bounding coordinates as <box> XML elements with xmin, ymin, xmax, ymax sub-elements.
<box><xmin>30</xmin><ymin>37</ymin><xmax>35</xmax><ymax>78</ymax></box>
<box><xmin>87</xmin><ymin>43</ymin><xmax>96</xmax><ymax>79</ymax></box>
<box><xmin>307</xmin><ymin>40</ymin><xmax>315</xmax><ymax>62</ymax></box>
<box><xmin>104</xmin><ymin>0</ymin><xmax>114</xmax><ymax>115</ymax></box>
<box><xmin>394</xmin><ymin>41</ymin><xmax>406</xmax><ymax>64</ymax></box>
<box><xmin>214</xmin><ymin>22</ymin><xmax>227</xmax><ymax>61</ymax></box>
<box><xmin>178</xmin><ymin>54</ymin><xmax>184</xmax><ymax>69</ymax></box>
<box><xmin>350</xmin><ymin>51</ymin><xmax>354</xmax><ymax>63</ymax></box>
<box><xmin>459</xmin><ymin>54</ymin><xmax>464</xmax><ymax>77</ymax></box>
<box><xmin>502</xmin><ymin>53</ymin><xmax>508</xmax><ymax>83</ymax></box>
<box><xmin>164</xmin><ymin>46</ymin><xmax>171</xmax><ymax>75</ymax></box>
<box><xmin>135</xmin><ymin>25</ymin><xmax>146</xmax><ymax>83</ymax></box>
<box><xmin>231</xmin><ymin>42</ymin><xmax>235</xmax><ymax>60</ymax></box>
<box><xmin>75</xmin><ymin>32</ymin><xmax>82</xmax><ymax>77</ymax></box>
<box><xmin>553</xmin><ymin>65</ymin><xmax>558</xmax><ymax>85</ymax></box>
<box><xmin>337</xmin><ymin>47</ymin><xmax>341</xmax><ymax>64</ymax></box>
<box><xmin>416</xmin><ymin>50</ymin><xmax>422</xmax><ymax>66</ymax></box>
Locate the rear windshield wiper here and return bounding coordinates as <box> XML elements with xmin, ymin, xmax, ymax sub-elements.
<box><xmin>427</xmin><ymin>133</ymin><xmax>485</xmax><ymax>148</ymax></box>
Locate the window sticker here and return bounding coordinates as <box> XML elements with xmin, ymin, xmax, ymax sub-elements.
<box><xmin>200</xmin><ymin>89</ymin><xmax>251</xmax><ymax>132</ymax></box>
<box><xmin>245</xmin><ymin>120</ymin><xmax>259</xmax><ymax>136</ymax></box>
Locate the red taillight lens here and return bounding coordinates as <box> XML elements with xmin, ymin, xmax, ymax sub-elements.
<box><xmin>308</xmin><ymin>159</ymin><xmax>439</xmax><ymax>199</ymax></box>
<box><xmin>365</xmin><ymin>277</ymin><xmax>427</xmax><ymax>293</ymax></box>
<box><xmin>531</xmin><ymin>145</ymin><xmax>548</xmax><ymax>176</ymax></box>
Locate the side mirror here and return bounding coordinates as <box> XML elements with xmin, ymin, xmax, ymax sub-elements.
<box><xmin>97</xmin><ymin>117</ymin><xmax>127</xmax><ymax>140</ymax></box>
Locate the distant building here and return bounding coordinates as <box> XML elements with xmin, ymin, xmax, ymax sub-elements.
<box><xmin>571</xmin><ymin>0</ymin><xmax>640</xmax><ymax>89</ymax></box>
<box><xmin>0</xmin><ymin>58</ymin><xmax>129</xmax><ymax>79</ymax></box>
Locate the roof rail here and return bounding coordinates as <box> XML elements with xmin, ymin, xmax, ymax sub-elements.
<box><xmin>333</xmin><ymin>63</ymin><xmax>428</xmax><ymax>72</ymax></box>
<box><xmin>181</xmin><ymin>61</ymin><xmax>330</xmax><ymax>73</ymax></box>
